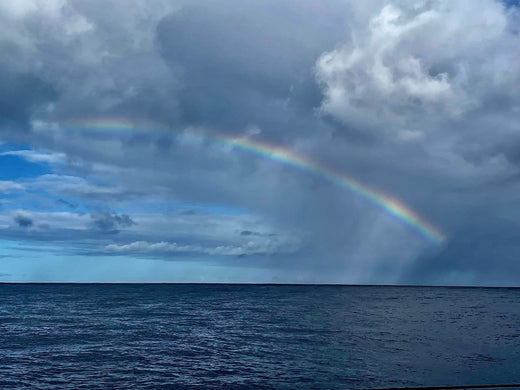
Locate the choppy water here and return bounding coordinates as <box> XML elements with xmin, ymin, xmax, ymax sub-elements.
<box><xmin>1</xmin><ymin>284</ymin><xmax>520</xmax><ymax>389</ymax></box>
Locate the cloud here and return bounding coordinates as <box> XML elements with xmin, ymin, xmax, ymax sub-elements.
<box><xmin>27</xmin><ymin>174</ymin><xmax>135</xmax><ymax>202</ymax></box>
<box><xmin>403</xmin><ymin>217</ymin><xmax>520</xmax><ymax>286</ymax></box>
<box><xmin>0</xmin><ymin>207</ymin><xmax>301</xmax><ymax>261</ymax></box>
<box><xmin>0</xmin><ymin>0</ymin><xmax>68</xmax><ymax>18</ymax></box>
<box><xmin>14</xmin><ymin>213</ymin><xmax>33</xmax><ymax>228</ymax></box>
<box><xmin>90</xmin><ymin>211</ymin><xmax>135</xmax><ymax>233</ymax></box>
<box><xmin>0</xmin><ymin>181</ymin><xmax>24</xmax><ymax>193</ymax></box>
<box><xmin>155</xmin><ymin>0</ymin><xmax>346</xmax><ymax>134</ymax></box>
<box><xmin>0</xmin><ymin>0</ymin><xmax>520</xmax><ymax>283</ymax></box>
<box><xmin>0</xmin><ymin>210</ymin><xmax>87</xmax><ymax>232</ymax></box>
<box><xmin>0</xmin><ymin>150</ymin><xmax>66</xmax><ymax>164</ymax></box>
<box><xmin>0</xmin><ymin>0</ymin><xmax>178</xmax><ymax>144</ymax></box>
<box><xmin>0</xmin><ymin>71</ymin><xmax>58</xmax><ymax>134</ymax></box>
<box><xmin>57</xmin><ymin>198</ymin><xmax>78</xmax><ymax>209</ymax></box>
<box><xmin>104</xmin><ymin>239</ymin><xmax>297</xmax><ymax>256</ymax></box>
<box><xmin>315</xmin><ymin>0</ymin><xmax>518</xmax><ymax>137</ymax></box>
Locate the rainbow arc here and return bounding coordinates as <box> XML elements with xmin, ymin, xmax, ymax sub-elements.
<box><xmin>58</xmin><ymin>118</ymin><xmax>445</xmax><ymax>244</ymax></box>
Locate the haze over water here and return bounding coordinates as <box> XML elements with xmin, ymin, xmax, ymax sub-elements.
<box><xmin>1</xmin><ymin>284</ymin><xmax>519</xmax><ymax>389</ymax></box>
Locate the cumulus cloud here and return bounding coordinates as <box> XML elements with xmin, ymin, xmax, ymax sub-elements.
<box><xmin>317</xmin><ymin>6</ymin><xmax>452</xmax><ymax>129</ymax></box>
<box><xmin>316</xmin><ymin>0</ymin><xmax>519</xmax><ymax>138</ymax></box>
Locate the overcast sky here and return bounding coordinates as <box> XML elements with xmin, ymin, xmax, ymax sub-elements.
<box><xmin>0</xmin><ymin>0</ymin><xmax>519</xmax><ymax>285</ymax></box>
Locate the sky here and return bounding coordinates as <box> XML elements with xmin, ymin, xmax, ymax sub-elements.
<box><xmin>0</xmin><ymin>0</ymin><xmax>519</xmax><ymax>285</ymax></box>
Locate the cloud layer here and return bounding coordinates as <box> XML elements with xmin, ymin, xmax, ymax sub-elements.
<box><xmin>0</xmin><ymin>0</ymin><xmax>519</xmax><ymax>284</ymax></box>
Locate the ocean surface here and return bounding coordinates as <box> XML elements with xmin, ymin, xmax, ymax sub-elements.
<box><xmin>1</xmin><ymin>284</ymin><xmax>519</xmax><ymax>389</ymax></box>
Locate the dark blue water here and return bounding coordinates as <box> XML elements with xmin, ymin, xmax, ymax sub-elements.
<box><xmin>1</xmin><ymin>284</ymin><xmax>520</xmax><ymax>389</ymax></box>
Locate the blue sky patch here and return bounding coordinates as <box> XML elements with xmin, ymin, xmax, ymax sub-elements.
<box><xmin>0</xmin><ymin>152</ymin><xmax>51</xmax><ymax>180</ymax></box>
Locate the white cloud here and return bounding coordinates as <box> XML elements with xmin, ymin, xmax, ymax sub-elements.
<box><xmin>104</xmin><ymin>238</ymin><xmax>299</xmax><ymax>256</ymax></box>
<box><xmin>316</xmin><ymin>0</ymin><xmax>517</xmax><ymax>134</ymax></box>
<box><xmin>25</xmin><ymin>174</ymin><xmax>131</xmax><ymax>201</ymax></box>
<box><xmin>0</xmin><ymin>150</ymin><xmax>66</xmax><ymax>164</ymax></box>
<box><xmin>0</xmin><ymin>0</ymin><xmax>66</xmax><ymax>18</ymax></box>
<box><xmin>0</xmin><ymin>181</ymin><xmax>25</xmax><ymax>193</ymax></box>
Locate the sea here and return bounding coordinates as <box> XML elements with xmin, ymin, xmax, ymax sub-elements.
<box><xmin>1</xmin><ymin>284</ymin><xmax>519</xmax><ymax>389</ymax></box>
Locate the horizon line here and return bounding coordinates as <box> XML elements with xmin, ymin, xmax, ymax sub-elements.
<box><xmin>0</xmin><ymin>282</ymin><xmax>518</xmax><ymax>288</ymax></box>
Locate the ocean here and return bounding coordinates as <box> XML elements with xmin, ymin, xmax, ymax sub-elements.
<box><xmin>0</xmin><ymin>284</ymin><xmax>519</xmax><ymax>389</ymax></box>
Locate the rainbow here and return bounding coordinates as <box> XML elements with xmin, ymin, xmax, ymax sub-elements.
<box><xmin>56</xmin><ymin>118</ymin><xmax>445</xmax><ymax>244</ymax></box>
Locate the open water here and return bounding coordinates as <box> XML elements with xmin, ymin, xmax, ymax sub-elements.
<box><xmin>1</xmin><ymin>284</ymin><xmax>519</xmax><ymax>389</ymax></box>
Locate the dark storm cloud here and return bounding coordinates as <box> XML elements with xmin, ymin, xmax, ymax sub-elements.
<box><xmin>156</xmin><ymin>0</ymin><xmax>347</xmax><ymax>135</ymax></box>
<box><xmin>0</xmin><ymin>0</ymin><xmax>179</xmax><ymax>135</ymax></box>
<box><xmin>0</xmin><ymin>69</ymin><xmax>57</xmax><ymax>133</ymax></box>
<box><xmin>404</xmin><ymin>218</ymin><xmax>520</xmax><ymax>286</ymax></box>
